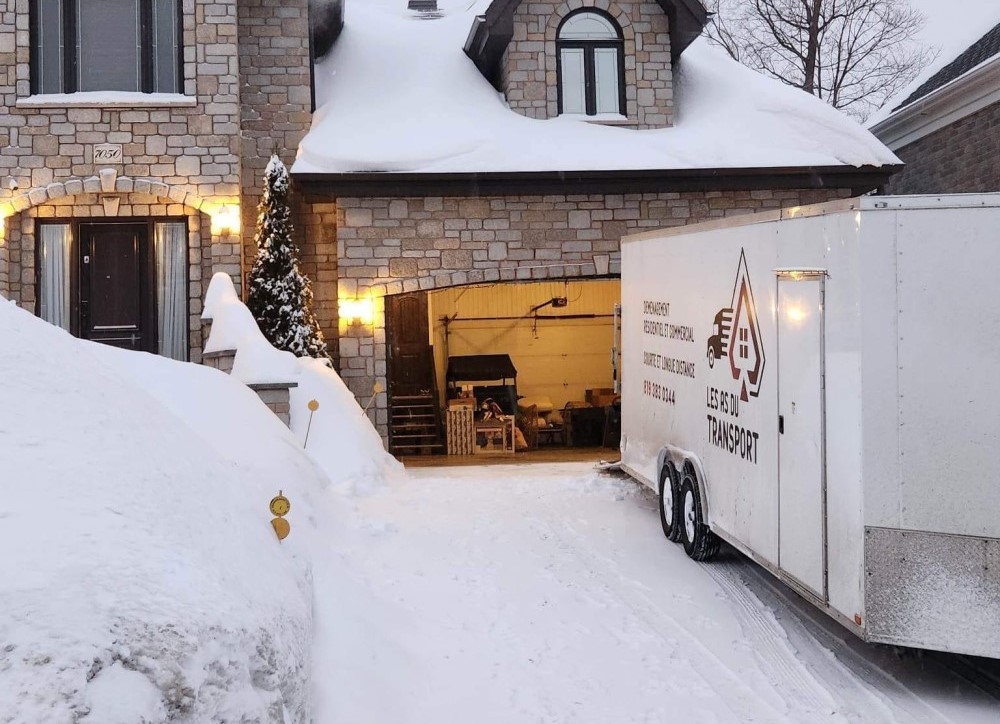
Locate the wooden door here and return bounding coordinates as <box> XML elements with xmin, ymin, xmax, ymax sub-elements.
<box><xmin>79</xmin><ymin>223</ymin><xmax>154</xmax><ymax>352</ymax></box>
<box><xmin>386</xmin><ymin>292</ymin><xmax>434</xmax><ymax>395</ymax></box>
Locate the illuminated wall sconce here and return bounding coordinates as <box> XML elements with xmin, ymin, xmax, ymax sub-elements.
<box><xmin>211</xmin><ymin>203</ymin><xmax>240</xmax><ymax>237</ymax></box>
<box><xmin>594</xmin><ymin>253</ymin><xmax>611</xmax><ymax>276</ymax></box>
<box><xmin>0</xmin><ymin>205</ymin><xmax>13</xmax><ymax>245</ymax></box>
<box><xmin>339</xmin><ymin>296</ymin><xmax>375</xmax><ymax>327</ymax></box>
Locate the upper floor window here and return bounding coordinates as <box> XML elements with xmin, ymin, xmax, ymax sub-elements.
<box><xmin>557</xmin><ymin>10</ymin><xmax>624</xmax><ymax>117</ymax></box>
<box><xmin>31</xmin><ymin>0</ymin><xmax>182</xmax><ymax>95</ymax></box>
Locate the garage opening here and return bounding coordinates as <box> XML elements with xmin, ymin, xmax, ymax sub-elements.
<box><xmin>384</xmin><ymin>278</ymin><xmax>621</xmax><ymax>461</ymax></box>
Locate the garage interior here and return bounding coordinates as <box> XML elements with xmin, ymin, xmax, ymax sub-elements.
<box><xmin>385</xmin><ymin>279</ymin><xmax>621</xmax><ymax>460</ymax></box>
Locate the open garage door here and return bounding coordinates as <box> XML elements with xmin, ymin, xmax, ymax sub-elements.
<box><xmin>426</xmin><ymin>279</ymin><xmax>621</xmax><ymax>458</ymax></box>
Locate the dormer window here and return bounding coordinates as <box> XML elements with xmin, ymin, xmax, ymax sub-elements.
<box><xmin>556</xmin><ymin>10</ymin><xmax>625</xmax><ymax>117</ymax></box>
<box><xmin>30</xmin><ymin>0</ymin><xmax>182</xmax><ymax>94</ymax></box>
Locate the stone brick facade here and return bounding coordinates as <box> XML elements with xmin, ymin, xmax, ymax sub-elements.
<box><xmin>237</xmin><ymin>0</ymin><xmax>314</xmax><ymax>267</ymax></box>
<box><xmin>0</xmin><ymin>0</ymin><xmax>322</xmax><ymax>361</ymax></box>
<box><xmin>0</xmin><ymin>0</ymin><xmax>246</xmax><ymax>360</ymax></box>
<box><xmin>502</xmin><ymin>0</ymin><xmax>673</xmax><ymax>128</ymax></box>
<box><xmin>884</xmin><ymin>101</ymin><xmax>1000</xmax><ymax>195</ymax></box>
<box><xmin>321</xmin><ymin>187</ymin><xmax>851</xmax><ymax>437</ymax></box>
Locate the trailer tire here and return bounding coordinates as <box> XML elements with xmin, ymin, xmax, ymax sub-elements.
<box><xmin>680</xmin><ymin>473</ymin><xmax>720</xmax><ymax>561</ymax></box>
<box><xmin>658</xmin><ymin>464</ymin><xmax>682</xmax><ymax>542</ymax></box>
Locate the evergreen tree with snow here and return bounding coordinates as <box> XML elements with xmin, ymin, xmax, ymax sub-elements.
<box><xmin>247</xmin><ymin>155</ymin><xmax>329</xmax><ymax>359</ymax></box>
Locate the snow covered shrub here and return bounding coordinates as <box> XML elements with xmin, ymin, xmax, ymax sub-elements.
<box><xmin>247</xmin><ymin>155</ymin><xmax>329</xmax><ymax>359</ymax></box>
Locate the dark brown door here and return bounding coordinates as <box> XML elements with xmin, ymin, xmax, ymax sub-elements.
<box><xmin>79</xmin><ymin>223</ymin><xmax>153</xmax><ymax>352</ymax></box>
<box><xmin>386</xmin><ymin>292</ymin><xmax>434</xmax><ymax>395</ymax></box>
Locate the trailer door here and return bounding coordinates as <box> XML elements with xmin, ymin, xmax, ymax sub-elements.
<box><xmin>776</xmin><ymin>271</ymin><xmax>827</xmax><ymax>600</ymax></box>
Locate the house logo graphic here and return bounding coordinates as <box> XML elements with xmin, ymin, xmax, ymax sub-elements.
<box><xmin>706</xmin><ymin>249</ymin><xmax>765</xmax><ymax>402</ymax></box>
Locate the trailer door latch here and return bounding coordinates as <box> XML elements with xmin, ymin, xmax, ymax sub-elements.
<box><xmin>778</xmin><ymin>415</ymin><xmax>784</xmax><ymax>435</ymax></box>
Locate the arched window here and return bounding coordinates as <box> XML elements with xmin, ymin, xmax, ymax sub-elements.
<box><xmin>557</xmin><ymin>10</ymin><xmax>625</xmax><ymax>116</ymax></box>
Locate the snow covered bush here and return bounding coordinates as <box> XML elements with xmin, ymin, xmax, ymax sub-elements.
<box><xmin>247</xmin><ymin>155</ymin><xmax>329</xmax><ymax>359</ymax></box>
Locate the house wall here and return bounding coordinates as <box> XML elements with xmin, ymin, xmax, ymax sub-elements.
<box><xmin>885</xmin><ymin>101</ymin><xmax>1000</xmax><ymax>194</ymax></box>
<box><xmin>502</xmin><ymin>0</ymin><xmax>673</xmax><ymax>128</ymax></box>
<box><xmin>0</xmin><ymin>0</ymin><xmax>245</xmax><ymax>359</ymax></box>
<box><xmin>321</xmin><ymin>187</ymin><xmax>852</xmax><ymax>438</ymax></box>
<box><xmin>236</xmin><ymin>0</ymin><xmax>314</xmax><ymax>275</ymax></box>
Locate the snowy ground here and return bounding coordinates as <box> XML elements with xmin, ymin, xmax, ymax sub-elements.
<box><xmin>313</xmin><ymin>463</ymin><xmax>999</xmax><ymax>724</ymax></box>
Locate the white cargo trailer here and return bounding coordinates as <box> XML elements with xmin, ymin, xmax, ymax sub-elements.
<box><xmin>620</xmin><ymin>194</ymin><xmax>1000</xmax><ymax>659</ymax></box>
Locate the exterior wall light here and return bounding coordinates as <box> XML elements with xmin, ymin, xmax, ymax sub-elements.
<box><xmin>0</xmin><ymin>206</ymin><xmax>13</xmax><ymax>244</ymax></box>
<box><xmin>211</xmin><ymin>203</ymin><xmax>240</xmax><ymax>237</ymax></box>
<box><xmin>339</xmin><ymin>296</ymin><xmax>375</xmax><ymax>326</ymax></box>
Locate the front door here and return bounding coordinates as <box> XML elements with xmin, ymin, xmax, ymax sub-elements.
<box><xmin>386</xmin><ymin>292</ymin><xmax>434</xmax><ymax>396</ymax></box>
<box><xmin>777</xmin><ymin>272</ymin><xmax>827</xmax><ymax>600</ymax></box>
<box><xmin>79</xmin><ymin>223</ymin><xmax>153</xmax><ymax>352</ymax></box>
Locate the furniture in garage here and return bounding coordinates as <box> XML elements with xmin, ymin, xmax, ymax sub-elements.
<box><xmin>474</xmin><ymin>417</ymin><xmax>515</xmax><ymax>455</ymax></box>
<box><xmin>446</xmin><ymin>354</ymin><xmax>518</xmax><ymax>415</ymax></box>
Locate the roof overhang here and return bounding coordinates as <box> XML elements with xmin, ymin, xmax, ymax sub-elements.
<box><xmin>464</xmin><ymin>0</ymin><xmax>709</xmax><ymax>88</ymax></box>
<box><xmin>294</xmin><ymin>165</ymin><xmax>900</xmax><ymax>198</ymax></box>
<box><xmin>871</xmin><ymin>56</ymin><xmax>1000</xmax><ymax>151</ymax></box>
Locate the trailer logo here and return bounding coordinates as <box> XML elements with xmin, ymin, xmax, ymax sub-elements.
<box><xmin>707</xmin><ymin>249</ymin><xmax>765</xmax><ymax>402</ymax></box>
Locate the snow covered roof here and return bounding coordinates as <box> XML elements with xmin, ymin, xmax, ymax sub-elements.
<box><xmin>292</xmin><ymin>0</ymin><xmax>899</xmax><ymax>184</ymax></box>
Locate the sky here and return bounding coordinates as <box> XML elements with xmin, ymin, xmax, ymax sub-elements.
<box><xmin>867</xmin><ymin>0</ymin><xmax>1000</xmax><ymax>121</ymax></box>
<box><xmin>908</xmin><ymin>0</ymin><xmax>999</xmax><ymax>63</ymax></box>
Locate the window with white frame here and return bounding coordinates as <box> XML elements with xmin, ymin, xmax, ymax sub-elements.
<box><xmin>557</xmin><ymin>10</ymin><xmax>625</xmax><ymax>116</ymax></box>
<box><xmin>31</xmin><ymin>0</ymin><xmax>182</xmax><ymax>94</ymax></box>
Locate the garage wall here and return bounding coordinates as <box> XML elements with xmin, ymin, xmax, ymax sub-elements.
<box><xmin>430</xmin><ymin>279</ymin><xmax>620</xmax><ymax>410</ymax></box>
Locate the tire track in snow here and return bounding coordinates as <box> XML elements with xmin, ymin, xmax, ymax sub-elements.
<box><xmin>525</xmin><ymin>495</ymin><xmax>794</xmax><ymax>723</ymax></box>
<box><xmin>704</xmin><ymin>560</ymin><xmax>907</xmax><ymax>723</ymax></box>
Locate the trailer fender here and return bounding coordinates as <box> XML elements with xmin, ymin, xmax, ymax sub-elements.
<box><xmin>658</xmin><ymin>446</ymin><xmax>712</xmax><ymax>528</ymax></box>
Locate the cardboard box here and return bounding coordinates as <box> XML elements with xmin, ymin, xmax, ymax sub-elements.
<box><xmin>586</xmin><ymin>388</ymin><xmax>617</xmax><ymax>407</ymax></box>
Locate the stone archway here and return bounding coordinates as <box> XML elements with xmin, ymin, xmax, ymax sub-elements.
<box><xmin>3</xmin><ymin>168</ymin><xmax>212</xmax><ymax>216</ymax></box>
<box><xmin>1</xmin><ymin>169</ymin><xmax>240</xmax><ymax>363</ymax></box>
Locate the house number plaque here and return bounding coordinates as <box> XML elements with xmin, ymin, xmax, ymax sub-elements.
<box><xmin>93</xmin><ymin>143</ymin><xmax>123</xmax><ymax>163</ymax></box>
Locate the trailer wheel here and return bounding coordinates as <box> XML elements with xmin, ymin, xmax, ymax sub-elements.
<box><xmin>680</xmin><ymin>473</ymin><xmax>720</xmax><ymax>561</ymax></box>
<box><xmin>658</xmin><ymin>464</ymin><xmax>682</xmax><ymax>542</ymax></box>
<box><xmin>707</xmin><ymin>349</ymin><xmax>715</xmax><ymax>368</ymax></box>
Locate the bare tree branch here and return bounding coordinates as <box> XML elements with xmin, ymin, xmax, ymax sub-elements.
<box><xmin>703</xmin><ymin>0</ymin><xmax>936</xmax><ymax>121</ymax></box>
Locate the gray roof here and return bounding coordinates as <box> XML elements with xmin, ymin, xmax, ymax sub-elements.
<box><xmin>895</xmin><ymin>22</ymin><xmax>1000</xmax><ymax>111</ymax></box>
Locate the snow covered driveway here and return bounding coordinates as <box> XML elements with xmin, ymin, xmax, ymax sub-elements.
<box><xmin>313</xmin><ymin>463</ymin><xmax>998</xmax><ymax>724</ymax></box>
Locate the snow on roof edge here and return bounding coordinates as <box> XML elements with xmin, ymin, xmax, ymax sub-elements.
<box><xmin>294</xmin><ymin>1</ymin><xmax>899</xmax><ymax>177</ymax></box>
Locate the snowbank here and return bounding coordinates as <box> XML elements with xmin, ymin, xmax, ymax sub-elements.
<box><xmin>294</xmin><ymin>0</ymin><xmax>898</xmax><ymax>174</ymax></box>
<box><xmin>0</xmin><ymin>298</ymin><xmax>330</xmax><ymax>723</ymax></box>
<box><xmin>202</xmin><ymin>273</ymin><xmax>402</xmax><ymax>492</ymax></box>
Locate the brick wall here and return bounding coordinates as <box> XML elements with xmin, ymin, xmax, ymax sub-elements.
<box><xmin>324</xmin><ymin>187</ymin><xmax>851</xmax><ymax>437</ymax></box>
<box><xmin>0</xmin><ymin>0</ymin><xmax>244</xmax><ymax>358</ymax></box>
<box><xmin>885</xmin><ymin>101</ymin><xmax>1000</xmax><ymax>194</ymax></box>
<box><xmin>297</xmin><ymin>197</ymin><xmax>340</xmax><ymax>365</ymax></box>
<box><xmin>237</xmin><ymin>0</ymin><xmax>314</xmax><ymax>278</ymax></box>
<box><xmin>503</xmin><ymin>0</ymin><xmax>673</xmax><ymax>128</ymax></box>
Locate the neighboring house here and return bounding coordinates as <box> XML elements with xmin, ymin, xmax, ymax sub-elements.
<box><xmin>872</xmin><ymin>22</ymin><xmax>1000</xmax><ymax>194</ymax></box>
<box><xmin>0</xmin><ymin>0</ymin><xmax>329</xmax><ymax>361</ymax></box>
<box><xmin>292</xmin><ymin>0</ymin><xmax>899</xmax><ymax>447</ymax></box>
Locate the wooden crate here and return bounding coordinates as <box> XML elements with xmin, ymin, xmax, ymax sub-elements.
<box><xmin>446</xmin><ymin>407</ymin><xmax>475</xmax><ymax>455</ymax></box>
